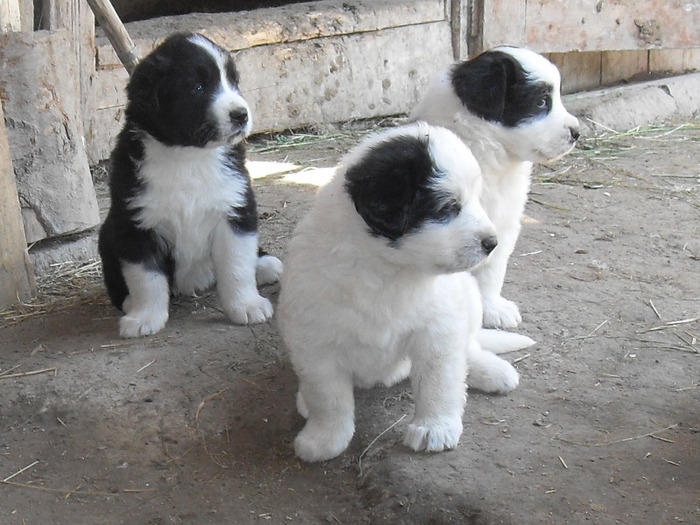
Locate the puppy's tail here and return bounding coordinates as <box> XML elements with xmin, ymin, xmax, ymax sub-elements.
<box><xmin>256</xmin><ymin>251</ymin><xmax>283</xmax><ymax>286</ymax></box>
<box><xmin>477</xmin><ymin>329</ymin><xmax>536</xmax><ymax>354</ymax></box>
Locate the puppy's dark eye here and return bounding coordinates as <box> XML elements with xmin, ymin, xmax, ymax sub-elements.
<box><xmin>536</xmin><ymin>97</ymin><xmax>549</xmax><ymax>109</ymax></box>
<box><xmin>193</xmin><ymin>83</ymin><xmax>205</xmax><ymax>94</ymax></box>
<box><xmin>435</xmin><ymin>200</ymin><xmax>461</xmax><ymax>222</ymax></box>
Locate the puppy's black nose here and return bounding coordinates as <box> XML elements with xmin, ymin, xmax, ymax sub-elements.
<box><xmin>229</xmin><ymin>108</ymin><xmax>248</xmax><ymax>127</ymax></box>
<box><xmin>481</xmin><ymin>235</ymin><xmax>498</xmax><ymax>255</ymax></box>
<box><xmin>570</xmin><ymin>126</ymin><xmax>580</xmax><ymax>142</ymax></box>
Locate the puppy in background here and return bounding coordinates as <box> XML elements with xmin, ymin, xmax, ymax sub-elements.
<box><xmin>412</xmin><ymin>46</ymin><xmax>580</xmax><ymax>328</ymax></box>
<box><xmin>99</xmin><ymin>33</ymin><xmax>282</xmax><ymax>338</ymax></box>
<box><xmin>278</xmin><ymin>123</ymin><xmax>533</xmax><ymax>462</ymax></box>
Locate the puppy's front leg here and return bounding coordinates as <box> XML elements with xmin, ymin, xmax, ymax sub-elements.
<box><xmin>119</xmin><ymin>263</ymin><xmax>170</xmax><ymax>338</ymax></box>
<box><xmin>404</xmin><ymin>332</ymin><xmax>467</xmax><ymax>453</ymax></box>
<box><xmin>473</xmin><ymin>242</ymin><xmax>521</xmax><ymax>329</ymax></box>
<box><xmin>212</xmin><ymin>222</ymin><xmax>273</xmax><ymax>325</ymax></box>
<box><xmin>294</xmin><ymin>370</ymin><xmax>355</xmax><ymax>462</ymax></box>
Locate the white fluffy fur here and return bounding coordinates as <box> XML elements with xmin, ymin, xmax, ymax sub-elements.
<box><xmin>278</xmin><ymin>124</ymin><xmax>533</xmax><ymax>462</ymax></box>
<box><xmin>412</xmin><ymin>46</ymin><xmax>580</xmax><ymax>328</ymax></box>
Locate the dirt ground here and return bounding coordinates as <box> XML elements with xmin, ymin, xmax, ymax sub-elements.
<box><xmin>1</xmin><ymin>118</ymin><xmax>698</xmax><ymax>525</ymax></box>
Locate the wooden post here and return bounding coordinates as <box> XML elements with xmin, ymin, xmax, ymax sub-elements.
<box><xmin>85</xmin><ymin>0</ymin><xmax>140</xmax><ymax>74</ymax></box>
<box><xmin>450</xmin><ymin>0</ymin><xmax>471</xmax><ymax>60</ymax></box>
<box><xmin>0</xmin><ymin>11</ymin><xmax>100</xmax><ymax>244</ymax></box>
<box><xmin>0</xmin><ymin>100</ymin><xmax>35</xmax><ymax>308</ymax></box>
<box><xmin>0</xmin><ymin>0</ymin><xmax>21</xmax><ymax>32</ymax></box>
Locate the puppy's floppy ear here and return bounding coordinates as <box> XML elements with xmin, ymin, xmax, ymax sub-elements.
<box><xmin>451</xmin><ymin>50</ymin><xmax>520</xmax><ymax>123</ymax></box>
<box><xmin>126</xmin><ymin>52</ymin><xmax>173</xmax><ymax>113</ymax></box>
<box><xmin>345</xmin><ymin>135</ymin><xmax>433</xmax><ymax>242</ymax></box>
<box><xmin>126</xmin><ymin>34</ymin><xmax>194</xmax><ymax>115</ymax></box>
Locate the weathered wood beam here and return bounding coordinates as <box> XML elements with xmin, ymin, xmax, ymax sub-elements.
<box><xmin>0</xmin><ymin>101</ymin><xmax>35</xmax><ymax>308</ymax></box>
<box><xmin>479</xmin><ymin>0</ymin><xmax>700</xmax><ymax>53</ymax></box>
<box><xmin>0</xmin><ymin>0</ymin><xmax>21</xmax><ymax>32</ymax></box>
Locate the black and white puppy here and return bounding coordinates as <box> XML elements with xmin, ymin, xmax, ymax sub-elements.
<box><xmin>99</xmin><ymin>33</ymin><xmax>282</xmax><ymax>338</ymax></box>
<box><xmin>412</xmin><ymin>46</ymin><xmax>580</xmax><ymax>328</ymax></box>
<box><xmin>278</xmin><ymin>123</ymin><xmax>533</xmax><ymax>462</ymax></box>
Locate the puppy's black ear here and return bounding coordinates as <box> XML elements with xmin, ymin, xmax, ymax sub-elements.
<box><xmin>451</xmin><ymin>50</ymin><xmax>520</xmax><ymax>123</ymax></box>
<box><xmin>344</xmin><ymin>135</ymin><xmax>433</xmax><ymax>242</ymax></box>
<box><xmin>126</xmin><ymin>34</ymin><xmax>193</xmax><ymax>117</ymax></box>
<box><xmin>126</xmin><ymin>52</ymin><xmax>173</xmax><ymax>114</ymax></box>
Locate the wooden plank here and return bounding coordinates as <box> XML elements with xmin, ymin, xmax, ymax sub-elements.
<box><xmin>650</xmin><ymin>48</ymin><xmax>700</xmax><ymax>73</ymax></box>
<box><xmin>0</xmin><ymin>101</ymin><xmax>35</xmax><ymax>308</ymax></box>
<box><xmin>480</xmin><ymin>0</ymin><xmax>526</xmax><ymax>53</ymax></box>
<box><xmin>650</xmin><ymin>49</ymin><xmax>685</xmax><ymax>72</ymax></box>
<box><xmin>682</xmin><ymin>49</ymin><xmax>700</xmax><ymax>71</ymax></box>
<box><xmin>89</xmin><ymin>0</ymin><xmax>450</xmax><ymax>160</ymax></box>
<box><xmin>95</xmin><ymin>0</ymin><xmax>446</xmax><ymax>68</ymax></box>
<box><xmin>602</xmin><ymin>50</ymin><xmax>648</xmax><ymax>86</ymax></box>
<box><xmin>240</xmin><ymin>21</ymin><xmax>452</xmax><ymax>132</ymax></box>
<box><xmin>32</xmin><ymin>0</ymin><xmax>98</xmax><ymax>172</ymax></box>
<box><xmin>0</xmin><ymin>30</ymin><xmax>100</xmax><ymax>243</ymax></box>
<box><xmin>450</xmin><ymin>0</ymin><xmax>470</xmax><ymax>60</ymax></box>
<box><xmin>0</xmin><ymin>0</ymin><xmax>21</xmax><ymax>32</ymax></box>
<box><xmin>547</xmin><ymin>51</ymin><xmax>602</xmax><ymax>94</ymax></box>
<box><xmin>92</xmin><ymin>20</ymin><xmax>453</xmax><ymax>153</ymax></box>
<box><xmin>481</xmin><ymin>0</ymin><xmax>700</xmax><ymax>53</ymax></box>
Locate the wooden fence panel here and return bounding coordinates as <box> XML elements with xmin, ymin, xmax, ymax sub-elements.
<box><xmin>479</xmin><ymin>0</ymin><xmax>700</xmax><ymax>53</ymax></box>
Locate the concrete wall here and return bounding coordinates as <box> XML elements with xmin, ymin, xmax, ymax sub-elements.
<box><xmin>90</xmin><ymin>0</ymin><xmax>452</xmax><ymax>162</ymax></box>
<box><xmin>89</xmin><ymin>0</ymin><xmax>700</xmax><ymax>163</ymax></box>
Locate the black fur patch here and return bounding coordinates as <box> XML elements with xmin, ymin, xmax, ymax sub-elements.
<box><xmin>344</xmin><ymin>134</ymin><xmax>460</xmax><ymax>242</ymax></box>
<box><xmin>125</xmin><ymin>32</ymin><xmax>242</xmax><ymax>147</ymax></box>
<box><xmin>451</xmin><ymin>49</ymin><xmax>553</xmax><ymax>127</ymax></box>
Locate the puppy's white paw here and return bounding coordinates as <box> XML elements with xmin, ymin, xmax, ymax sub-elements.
<box><xmin>223</xmin><ymin>294</ymin><xmax>273</xmax><ymax>325</ymax></box>
<box><xmin>119</xmin><ymin>309</ymin><xmax>169</xmax><ymax>338</ymax></box>
<box><xmin>468</xmin><ymin>357</ymin><xmax>519</xmax><ymax>394</ymax></box>
<box><xmin>482</xmin><ymin>296</ymin><xmax>521</xmax><ymax>329</ymax></box>
<box><xmin>294</xmin><ymin>419</ymin><xmax>354</xmax><ymax>462</ymax></box>
<box><xmin>256</xmin><ymin>255</ymin><xmax>283</xmax><ymax>286</ymax></box>
<box><xmin>404</xmin><ymin>417</ymin><xmax>463</xmax><ymax>453</ymax></box>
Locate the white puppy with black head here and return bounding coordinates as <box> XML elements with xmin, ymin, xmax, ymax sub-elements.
<box><xmin>412</xmin><ymin>46</ymin><xmax>580</xmax><ymax>328</ymax></box>
<box><xmin>278</xmin><ymin>123</ymin><xmax>533</xmax><ymax>462</ymax></box>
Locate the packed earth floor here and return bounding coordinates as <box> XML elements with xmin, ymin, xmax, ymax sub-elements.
<box><xmin>1</xmin><ymin>118</ymin><xmax>699</xmax><ymax>524</ymax></box>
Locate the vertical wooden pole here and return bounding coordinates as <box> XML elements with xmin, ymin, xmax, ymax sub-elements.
<box><xmin>0</xmin><ymin>100</ymin><xmax>35</xmax><ymax>308</ymax></box>
<box><xmin>466</xmin><ymin>0</ymin><xmax>484</xmax><ymax>57</ymax></box>
<box><xmin>84</xmin><ymin>0</ymin><xmax>140</xmax><ymax>75</ymax></box>
<box><xmin>0</xmin><ymin>0</ymin><xmax>21</xmax><ymax>32</ymax></box>
<box><xmin>450</xmin><ymin>0</ymin><xmax>469</xmax><ymax>60</ymax></box>
<box><xmin>41</xmin><ymin>0</ymin><xmax>96</xmax><ymax>166</ymax></box>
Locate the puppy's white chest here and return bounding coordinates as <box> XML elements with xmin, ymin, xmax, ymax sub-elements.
<box><xmin>130</xmin><ymin>141</ymin><xmax>247</xmax><ymax>245</ymax></box>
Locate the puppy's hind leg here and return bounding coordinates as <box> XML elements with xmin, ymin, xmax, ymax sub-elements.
<box><xmin>294</xmin><ymin>370</ymin><xmax>355</xmax><ymax>462</ymax></box>
<box><xmin>119</xmin><ymin>263</ymin><xmax>170</xmax><ymax>338</ymax></box>
<box><xmin>467</xmin><ymin>342</ymin><xmax>519</xmax><ymax>394</ymax></box>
